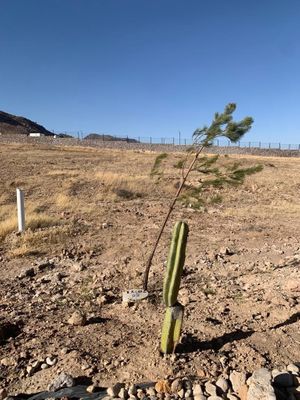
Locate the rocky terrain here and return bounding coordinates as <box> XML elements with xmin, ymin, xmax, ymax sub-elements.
<box><xmin>0</xmin><ymin>142</ymin><xmax>299</xmax><ymax>399</ymax></box>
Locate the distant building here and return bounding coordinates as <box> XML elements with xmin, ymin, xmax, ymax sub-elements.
<box><xmin>29</xmin><ymin>132</ymin><xmax>45</xmax><ymax>137</ymax></box>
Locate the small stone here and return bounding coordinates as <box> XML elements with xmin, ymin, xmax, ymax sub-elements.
<box><xmin>119</xmin><ymin>388</ymin><xmax>129</xmax><ymax>399</ymax></box>
<box><xmin>128</xmin><ymin>385</ymin><xmax>137</xmax><ymax>396</ymax></box>
<box><xmin>207</xmin><ymin>396</ymin><xmax>223</xmax><ymax>400</ymax></box>
<box><xmin>146</xmin><ymin>387</ymin><xmax>157</xmax><ymax>396</ymax></box>
<box><xmin>155</xmin><ymin>380</ymin><xmax>171</xmax><ymax>394</ymax></box>
<box><xmin>48</xmin><ymin>372</ymin><xmax>75</xmax><ymax>391</ymax></box>
<box><xmin>178</xmin><ymin>388</ymin><xmax>185</xmax><ymax>398</ymax></box>
<box><xmin>0</xmin><ymin>357</ymin><xmax>16</xmax><ymax>367</ymax></box>
<box><xmin>192</xmin><ymin>383</ymin><xmax>203</xmax><ymax>395</ymax></box>
<box><xmin>204</xmin><ymin>382</ymin><xmax>217</xmax><ymax>396</ymax></box>
<box><xmin>136</xmin><ymin>389</ymin><xmax>145</xmax><ymax>399</ymax></box>
<box><xmin>229</xmin><ymin>371</ymin><xmax>247</xmax><ymax>393</ymax></box>
<box><xmin>67</xmin><ymin>310</ymin><xmax>86</xmax><ymax>326</ymax></box>
<box><xmin>171</xmin><ymin>379</ymin><xmax>183</xmax><ymax>393</ymax></box>
<box><xmin>215</xmin><ymin>377</ymin><xmax>229</xmax><ymax>394</ymax></box>
<box><xmin>107</xmin><ymin>383</ymin><xmax>124</xmax><ymax>397</ymax></box>
<box><xmin>40</xmin><ymin>363</ymin><xmax>48</xmax><ymax>369</ymax></box>
<box><xmin>46</xmin><ymin>356</ymin><xmax>57</xmax><ymax>366</ymax></box>
<box><xmin>86</xmin><ymin>385</ymin><xmax>96</xmax><ymax>393</ymax></box>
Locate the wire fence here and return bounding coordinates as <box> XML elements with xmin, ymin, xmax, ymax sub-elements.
<box><xmin>55</xmin><ymin>131</ymin><xmax>300</xmax><ymax>151</ymax></box>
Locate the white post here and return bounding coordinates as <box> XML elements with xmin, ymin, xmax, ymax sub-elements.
<box><xmin>16</xmin><ymin>188</ymin><xmax>25</xmax><ymax>232</ymax></box>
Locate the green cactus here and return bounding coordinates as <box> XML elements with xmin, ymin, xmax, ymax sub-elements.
<box><xmin>163</xmin><ymin>221</ymin><xmax>189</xmax><ymax>307</ymax></box>
<box><xmin>161</xmin><ymin>303</ymin><xmax>184</xmax><ymax>354</ymax></box>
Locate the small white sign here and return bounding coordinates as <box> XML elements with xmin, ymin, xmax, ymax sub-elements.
<box><xmin>122</xmin><ymin>289</ymin><xmax>149</xmax><ymax>302</ymax></box>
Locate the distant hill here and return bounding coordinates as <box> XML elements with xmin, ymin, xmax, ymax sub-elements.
<box><xmin>0</xmin><ymin>110</ymin><xmax>53</xmax><ymax>136</ymax></box>
<box><xmin>84</xmin><ymin>133</ymin><xmax>139</xmax><ymax>143</ymax></box>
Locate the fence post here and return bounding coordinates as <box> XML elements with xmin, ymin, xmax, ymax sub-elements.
<box><xmin>259</xmin><ymin>141</ymin><xmax>261</xmax><ymax>148</ymax></box>
<box><xmin>269</xmin><ymin>143</ymin><xmax>271</xmax><ymax>149</ymax></box>
<box><xmin>279</xmin><ymin>143</ymin><xmax>281</xmax><ymax>149</ymax></box>
<box><xmin>249</xmin><ymin>142</ymin><xmax>251</xmax><ymax>148</ymax></box>
<box><xmin>138</xmin><ymin>136</ymin><xmax>140</xmax><ymax>142</ymax></box>
<box><xmin>238</xmin><ymin>141</ymin><xmax>240</xmax><ymax>147</ymax></box>
<box><xmin>16</xmin><ymin>188</ymin><xmax>25</xmax><ymax>232</ymax></box>
<box><xmin>150</xmin><ymin>137</ymin><xmax>152</xmax><ymax>144</ymax></box>
<box><xmin>184</xmin><ymin>139</ymin><xmax>187</xmax><ymax>146</ymax></box>
<box><xmin>288</xmin><ymin>144</ymin><xmax>291</xmax><ymax>150</ymax></box>
<box><xmin>172</xmin><ymin>137</ymin><xmax>175</xmax><ymax>145</ymax></box>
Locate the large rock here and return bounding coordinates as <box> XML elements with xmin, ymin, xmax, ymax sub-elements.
<box><xmin>247</xmin><ymin>368</ymin><xmax>276</xmax><ymax>400</ymax></box>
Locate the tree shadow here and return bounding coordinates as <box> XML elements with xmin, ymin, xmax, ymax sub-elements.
<box><xmin>86</xmin><ymin>316</ymin><xmax>109</xmax><ymax>325</ymax></box>
<box><xmin>177</xmin><ymin>329</ymin><xmax>255</xmax><ymax>353</ymax></box>
<box><xmin>271</xmin><ymin>312</ymin><xmax>300</xmax><ymax>330</ymax></box>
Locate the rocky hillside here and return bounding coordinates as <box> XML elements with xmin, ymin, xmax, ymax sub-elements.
<box><xmin>0</xmin><ymin>110</ymin><xmax>53</xmax><ymax>136</ymax></box>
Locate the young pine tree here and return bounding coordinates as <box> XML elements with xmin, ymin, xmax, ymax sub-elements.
<box><xmin>143</xmin><ymin>103</ymin><xmax>263</xmax><ymax>291</ymax></box>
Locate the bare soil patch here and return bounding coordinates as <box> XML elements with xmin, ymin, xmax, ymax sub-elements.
<box><xmin>0</xmin><ymin>143</ymin><xmax>299</xmax><ymax>394</ymax></box>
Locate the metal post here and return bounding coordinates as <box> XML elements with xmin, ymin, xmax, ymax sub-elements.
<box><xmin>217</xmin><ymin>139</ymin><xmax>219</xmax><ymax>146</ymax></box>
<box><xmin>289</xmin><ymin>144</ymin><xmax>291</xmax><ymax>150</ymax></box>
<box><xmin>249</xmin><ymin>142</ymin><xmax>251</xmax><ymax>148</ymax></box>
<box><xmin>184</xmin><ymin>139</ymin><xmax>187</xmax><ymax>146</ymax></box>
<box><xmin>150</xmin><ymin>137</ymin><xmax>152</xmax><ymax>144</ymax></box>
<box><xmin>279</xmin><ymin>143</ymin><xmax>281</xmax><ymax>149</ymax></box>
<box><xmin>16</xmin><ymin>188</ymin><xmax>25</xmax><ymax>232</ymax></box>
<box><xmin>259</xmin><ymin>141</ymin><xmax>261</xmax><ymax>148</ymax></box>
<box><xmin>269</xmin><ymin>143</ymin><xmax>271</xmax><ymax>149</ymax></box>
<box><xmin>178</xmin><ymin>131</ymin><xmax>181</xmax><ymax>145</ymax></box>
<box><xmin>172</xmin><ymin>137</ymin><xmax>175</xmax><ymax>145</ymax></box>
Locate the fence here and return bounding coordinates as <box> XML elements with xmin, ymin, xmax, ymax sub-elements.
<box><xmin>55</xmin><ymin>131</ymin><xmax>300</xmax><ymax>151</ymax></box>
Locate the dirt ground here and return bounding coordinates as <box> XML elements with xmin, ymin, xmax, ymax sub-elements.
<box><xmin>0</xmin><ymin>142</ymin><xmax>299</xmax><ymax>395</ymax></box>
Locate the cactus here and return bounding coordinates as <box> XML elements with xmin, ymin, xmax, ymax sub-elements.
<box><xmin>163</xmin><ymin>221</ymin><xmax>189</xmax><ymax>307</ymax></box>
<box><xmin>161</xmin><ymin>303</ymin><xmax>184</xmax><ymax>354</ymax></box>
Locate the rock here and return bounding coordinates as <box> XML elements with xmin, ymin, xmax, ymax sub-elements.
<box><xmin>46</xmin><ymin>356</ymin><xmax>57</xmax><ymax>366</ymax></box>
<box><xmin>215</xmin><ymin>377</ymin><xmax>229</xmax><ymax>394</ymax></box>
<box><xmin>86</xmin><ymin>385</ymin><xmax>96</xmax><ymax>393</ymax></box>
<box><xmin>229</xmin><ymin>370</ymin><xmax>247</xmax><ymax>393</ymax></box>
<box><xmin>171</xmin><ymin>379</ymin><xmax>183</xmax><ymax>393</ymax></box>
<box><xmin>48</xmin><ymin>372</ymin><xmax>75</xmax><ymax>391</ymax></box>
<box><xmin>40</xmin><ymin>363</ymin><xmax>48</xmax><ymax>369</ymax></box>
<box><xmin>207</xmin><ymin>397</ymin><xmax>223</xmax><ymax>400</ymax></box>
<box><xmin>184</xmin><ymin>390</ymin><xmax>192</xmax><ymax>398</ymax></box>
<box><xmin>128</xmin><ymin>385</ymin><xmax>137</xmax><ymax>396</ymax></box>
<box><xmin>273</xmin><ymin>371</ymin><xmax>294</xmax><ymax>387</ymax></box>
<box><xmin>155</xmin><ymin>380</ymin><xmax>171</xmax><ymax>394</ymax></box>
<box><xmin>107</xmin><ymin>383</ymin><xmax>124</xmax><ymax>397</ymax></box>
<box><xmin>178</xmin><ymin>388</ymin><xmax>185</xmax><ymax>398</ymax></box>
<box><xmin>67</xmin><ymin>310</ymin><xmax>86</xmax><ymax>326</ymax></box>
<box><xmin>136</xmin><ymin>389</ymin><xmax>145</xmax><ymax>399</ymax></box>
<box><xmin>146</xmin><ymin>387</ymin><xmax>157</xmax><ymax>396</ymax></box>
<box><xmin>192</xmin><ymin>383</ymin><xmax>203</xmax><ymax>395</ymax></box>
<box><xmin>0</xmin><ymin>357</ymin><xmax>16</xmax><ymax>366</ymax></box>
<box><xmin>248</xmin><ymin>368</ymin><xmax>276</xmax><ymax>400</ymax></box>
<box><xmin>204</xmin><ymin>382</ymin><xmax>217</xmax><ymax>396</ymax></box>
<box><xmin>19</xmin><ymin>267</ymin><xmax>35</xmax><ymax>278</ymax></box>
<box><xmin>119</xmin><ymin>388</ymin><xmax>129</xmax><ymax>399</ymax></box>
<box><xmin>0</xmin><ymin>388</ymin><xmax>7</xmax><ymax>400</ymax></box>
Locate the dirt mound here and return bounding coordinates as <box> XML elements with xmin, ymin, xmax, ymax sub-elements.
<box><xmin>0</xmin><ymin>110</ymin><xmax>53</xmax><ymax>136</ymax></box>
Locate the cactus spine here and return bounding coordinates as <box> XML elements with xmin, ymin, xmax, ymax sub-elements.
<box><xmin>161</xmin><ymin>221</ymin><xmax>189</xmax><ymax>354</ymax></box>
<box><xmin>163</xmin><ymin>221</ymin><xmax>189</xmax><ymax>307</ymax></box>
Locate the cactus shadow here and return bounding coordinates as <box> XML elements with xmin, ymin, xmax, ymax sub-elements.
<box><xmin>177</xmin><ymin>329</ymin><xmax>255</xmax><ymax>353</ymax></box>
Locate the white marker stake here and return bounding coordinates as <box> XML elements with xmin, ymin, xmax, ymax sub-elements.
<box><xmin>16</xmin><ymin>188</ymin><xmax>25</xmax><ymax>232</ymax></box>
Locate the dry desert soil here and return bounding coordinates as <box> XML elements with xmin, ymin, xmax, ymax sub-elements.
<box><xmin>0</xmin><ymin>142</ymin><xmax>299</xmax><ymax>395</ymax></box>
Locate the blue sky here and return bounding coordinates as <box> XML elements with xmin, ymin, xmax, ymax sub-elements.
<box><xmin>1</xmin><ymin>0</ymin><xmax>300</xmax><ymax>144</ymax></box>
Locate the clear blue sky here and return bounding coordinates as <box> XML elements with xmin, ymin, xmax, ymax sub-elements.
<box><xmin>1</xmin><ymin>0</ymin><xmax>300</xmax><ymax>143</ymax></box>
